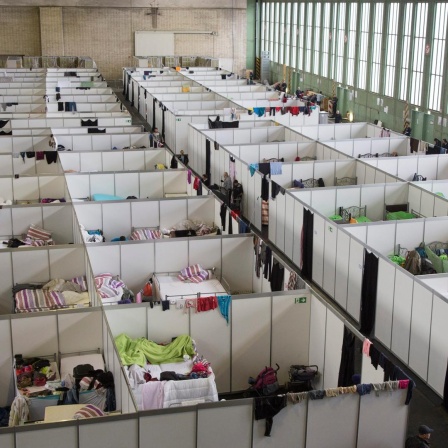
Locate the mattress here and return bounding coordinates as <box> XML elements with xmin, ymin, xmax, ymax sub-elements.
<box><xmin>127</xmin><ymin>359</ymin><xmax>218</xmax><ymax>410</ymax></box>
<box><xmin>154</xmin><ymin>274</ymin><xmax>226</xmax><ymax>300</ymax></box>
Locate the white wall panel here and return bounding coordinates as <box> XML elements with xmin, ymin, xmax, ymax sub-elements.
<box><xmin>253</xmin><ymin>401</ymin><xmax>306</xmax><ymax>448</ymax></box>
<box><xmin>309</xmin><ymin>295</ymin><xmax>327</xmax><ymax>390</ymax></box>
<box><xmin>346</xmin><ymin>240</ymin><xmax>364</xmax><ymax>322</ymax></box>
<box><xmin>120</xmin><ymin>243</ymin><xmax>155</xmax><ymax>293</ymax></box>
<box><xmin>357</xmin><ymin>390</ymin><xmax>408</xmax><ymax>448</ymax></box>
<box><xmin>105</xmin><ymin>307</ymin><xmax>147</xmax><ymax>339</ymax></box>
<box><xmin>306</xmin><ymin>394</ymin><xmax>359</xmax><ymax>448</ymax></box>
<box><xmin>16</xmin><ymin>426</ymin><xmax>77</xmax><ymax>448</ymax></box>
<box><xmin>391</xmin><ymin>270</ymin><xmax>413</xmax><ymax>363</ymax></box>
<box><xmin>197</xmin><ymin>404</ymin><xmax>252</xmax><ymax>448</ymax></box>
<box><xmin>312</xmin><ymin>214</ymin><xmax>325</xmax><ymax>288</ymax></box>
<box><xmin>139</xmin><ymin>411</ymin><xmax>196</xmax><ymax>448</ymax></box>
<box><xmin>428</xmin><ymin>295</ymin><xmax>448</xmax><ymax>395</ymax></box>
<box><xmin>323</xmin><ymin>222</ymin><xmax>337</xmax><ymax>297</ymax></box>
<box><xmin>409</xmin><ymin>283</ymin><xmax>432</xmax><ymax>381</ymax></box>
<box><xmin>231</xmin><ymin>296</ymin><xmax>271</xmax><ymax>391</ymax></box>
<box><xmin>12</xmin><ymin>314</ymin><xmax>58</xmax><ymax>357</ymax></box>
<box><xmin>374</xmin><ymin>258</ymin><xmax>396</xmax><ymax>348</ymax></box>
<box><xmin>131</xmin><ymin>201</ymin><xmax>159</xmax><ymax>228</ymax></box>
<box><xmin>272</xmin><ymin>294</ymin><xmax>311</xmax><ymax>385</ymax></box>
<box><xmin>79</xmin><ymin>418</ymin><xmax>138</xmax><ymax>448</ymax></box>
<box><xmin>366</xmin><ymin>223</ymin><xmax>395</xmax><ymax>256</ymax></box>
<box><xmin>334</xmin><ymin>230</ymin><xmax>350</xmax><ymax>309</ymax></box>
<box><xmin>323</xmin><ymin>310</ymin><xmax>344</xmax><ymax>388</ymax></box>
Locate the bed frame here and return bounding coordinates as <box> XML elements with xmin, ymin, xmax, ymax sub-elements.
<box><xmin>12</xmin><ymin>281</ymin><xmax>91</xmax><ymax>314</ymax></box>
<box><xmin>152</xmin><ymin>268</ymin><xmax>229</xmax><ymax>301</ymax></box>
<box><xmin>384</xmin><ymin>203</ymin><xmax>426</xmax><ymax>220</ymax></box>
<box><xmin>357</xmin><ymin>153</ymin><xmax>375</xmax><ymax>158</ymax></box>
<box><xmin>335</xmin><ymin>176</ymin><xmax>357</xmax><ymax>186</ymax></box>
<box><xmin>301</xmin><ymin>178</ymin><xmax>320</xmax><ymax>188</ymax></box>
<box><xmin>301</xmin><ymin>156</ymin><xmax>317</xmax><ymax>161</ymax></box>
<box><xmin>338</xmin><ymin>205</ymin><xmax>367</xmax><ymax>223</ymax></box>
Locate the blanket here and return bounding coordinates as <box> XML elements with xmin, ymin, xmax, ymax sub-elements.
<box><xmin>115</xmin><ymin>334</ymin><xmax>195</xmax><ymax>367</ymax></box>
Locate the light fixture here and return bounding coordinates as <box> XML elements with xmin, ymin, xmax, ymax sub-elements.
<box><xmin>347</xmin><ymin>112</ymin><xmax>354</xmax><ymax>122</ymax></box>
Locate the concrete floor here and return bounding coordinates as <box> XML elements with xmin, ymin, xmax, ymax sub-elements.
<box><xmin>114</xmin><ymin>82</ymin><xmax>448</xmax><ymax>448</ymax></box>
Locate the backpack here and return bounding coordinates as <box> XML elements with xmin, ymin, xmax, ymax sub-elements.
<box><xmin>403</xmin><ymin>250</ymin><xmax>421</xmax><ymax>275</ymax></box>
<box><xmin>250</xmin><ymin>365</ymin><xmax>280</xmax><ymax>395</ymax></box>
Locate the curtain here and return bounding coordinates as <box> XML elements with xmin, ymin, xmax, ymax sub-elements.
<box><xmin>359</xmin><ymin>250</ymin><xmax>379</xmax><ymax>335</ymax></box>
<box><xmin>301</xmin><ymin>208</ymin><xmax>314</xmax><ymax>279</ymax></box>
<box><xmin>338</xmin><ymin>326</ymin><xmax>356</xmax><ymax>387</ymax></box>
<box><xmin>152</xmin><ymin>98</ymin><xmax>156</xmax><ymax>131</ymax></box>
<box><xmin>444</xmin><ymin>360</ymin><xmax>448</xmax><ymax>410</ymax></box>
<box><xmin>205</xmin><ymin>139</ymin><xmax>211</xmax><ymax>181</ymax></box>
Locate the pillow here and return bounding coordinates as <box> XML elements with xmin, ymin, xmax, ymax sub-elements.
<box><xmin>27</xmin><ymin>224</ymin><xmax>52</xmax><ymax>241</ymax></box>
<box><xmin>425</xmin><ymin>245</ymin><xmax>443</xmax><ymax>274</ymax></box>
<box><xmin>73</xmin><ymin>404</ymin><xmax>105</xmax><ymax>419</ymax></box>
<box><xmin>178</xmin><ymin>264</ymin><xmax>209</xmax><ymax>283</ymax></box>
<box><xmin>70</xmin><ymin>276</ymin><xmax>88</xmax><ymax>292</ymax></box>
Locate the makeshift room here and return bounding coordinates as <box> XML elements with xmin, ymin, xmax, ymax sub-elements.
<box><xmin>72</xmin><ymin>195</ymin><xmax>219</xmax><ymax>242</ymax></box>
<box><xmin>64</xmin><ymin>169</ymin><xmax>192</xmax><ymax>202</ymax></box>
<box><xmin>0</xmin><ymin>245</ymin><xmax>92</xmax><ymax>314</ymax></box>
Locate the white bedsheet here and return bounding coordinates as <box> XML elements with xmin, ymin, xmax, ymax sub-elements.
<box><xmin>126</xmin><ymin>360</ymin><xmax>218</xmax><ymax>410</ymax></box>
<box><xmin>155</xmin><ymin>274</ymin><xmax>226</xmax><ymax>300</ymax></box>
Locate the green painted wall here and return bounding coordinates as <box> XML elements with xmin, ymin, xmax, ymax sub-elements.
<box><xmin>246</xmin><ymin>0</ymin><xmax>256</xmax><ymax>70</ymax></box>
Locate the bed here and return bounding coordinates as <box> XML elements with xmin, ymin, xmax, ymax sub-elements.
<box><xmin>2</xmin><ymin>223</ymin><xmax>56</xmax><ymax>249</ymax></box>
<box><xmin>117</xmin><ymin>334</ymin><xmax>218</xmax><ymax>410</ymax></box>
<box><xmin>335</xmin><ymin>176</ymin><xmax>357</xmax><ymax>186</ymax></box>
<box><xmin>11</xmin><ymin>351</ymin><xmax>109</xmax><ymax>424</ymax></box>
<box><xmin>80</xmin><ymin>224</ymin><xmax>105</xmax><ymax>243</ymax></box>
<box><xmin>153</xmin><ymin>269</ymin><xmax>229</xmax><ymax>301</ymax></box>
<box><xmin>330</xmin><ymin>205</ymin><xmax>370</xmax><ymax>224</ymax></box>
<box><xmin>130</xmin><ymin>221</ymin><xmax>219</xmax><ymax>241</ymax></box>
<box><xmin>290</xmin><ymin>178</ymin><xmax>324</xmax><ymax>189</ymax></box>
<box><xmin>94</xmin><ymin>273</ymin><xmax>133</xmax><ymax>304</ymax></box>
<box><xmin>384</xmin><ymin>203</ymin><xmax>426</xmax><ymax>221</ymax></box>
<box><xmin>13</xmin><ymin>276</ymin><xmax>90</xmax><ymax>313</ymax></box>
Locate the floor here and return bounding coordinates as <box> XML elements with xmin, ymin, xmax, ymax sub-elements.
<box><xmin>114</xmin><ymin>83</ymin><xmax>448</xmax><ymax>447</ymax></box>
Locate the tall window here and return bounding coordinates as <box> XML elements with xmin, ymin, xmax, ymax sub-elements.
<box><xmin>384</xmin><ymin>3</ymin><xmax>399</xmax><ymax>97</ymax></box>
<box><xmin>313</xmin><ymin>3</ymin><xmax>322</xmax><ymax>75</ymax></box>
<box><xmin>357</xmin><ymin>3</ymin><xmax>370</xmax><ymax>90</ymax></box>
<box><xmin>269</xmin><ymin>3</ymin><xmax>275</xmax><ymax>58</ymax></box>
<box><xmin>285</xmin><ymin>3</ymin><xmax>291</xmax><ymax>66</ymax></box>
<box><xmin>279</xmin><ymin>3</ymin><xmax>285</xmax><ymax>64</ymax></box>
<box><xmin>410</xmin><ymin>3</ymin><xmax>428</xmax><ymax>105</ymax></box>
<box><xmin>330</xmin><ymin>3</ymin><xmax>338</xmax><ymax>79</ymax></box>
<box><xmin>370</xmin><ymin>3</ymin><xmax>383</xmax><ymax>93</ymax></box>
<box><xmin>335</xmin><ymin>3</ymin><xmax>346</xmax><ymax>83</ymax></box>
<box><xmin>305</xmin><ymin>2</ymin><xmax>314</xmax><ymax>72</ymax></box>
<box><xmin>291</xmin><ymin>3</ymin><xmax>298</xmax><ymax>68</ymax></box>
<box><xmin>297</xmin><ymin>3</ymin><xmax>305</xmax><ymax>70</ymax></box>
<box><xmin>428</xmin><ymin>3</ymin><xmax>448</xmax><ymax>111</ymax></box>
<box><xmin>273</xmin><ymin>3</ymin><xmax>280</xmax><ymax>63</ymax></box>
<box><xmin>346</xmin><ymin>3</ymin><xmax>357</xmax><ymax>86</ymax></box>
<box><xmin>321</xmin><ymin>3</ymin><xmax>331</xmax><ymax>77</ymax></box>
<box><xmin>399</xmin><ymin>3</ymin><xmax>413</xmax><ymax>100</ymax></box>
<box><xmin>261</xmin><ymin>2</ymin><xmax>268</xmax><ymax>53</ymax></box>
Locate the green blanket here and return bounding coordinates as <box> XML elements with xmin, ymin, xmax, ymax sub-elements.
<box><xmin>115</xmin><ymin>334</ymin><xmax>195</xmax><ymax>367</ymax></box>
<box><xmin>356</xmin><ymin>216</ymin><xmax>371</xmax><ymax>223</ymax></box>
<box><xmin>386</xmin><ymin>211</ymin><xmax>415</xmax><ymax>220</ymax></box>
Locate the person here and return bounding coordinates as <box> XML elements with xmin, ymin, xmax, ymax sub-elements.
<box><xmin>334</xmin><ymin>110</ymin><xmax>342</xmax><ymax>124</ymax></box>
<box><xmin>49</xmin><ymin>134</ymin><xmax>58</xmax><ymax>150</ymax></box>
<box><xmin>221</xmin><ymin>171</ymin><xmax>233</xmax><ymax>203</ymax></box>
<box><xmin>295</xmin><ymin>87</ymin><xmax>303</xmax><ymax>98</ymax></box>
<box><xmin>316</xmin><ymin>91</ymin><xmax>324</xmax><ymax>106</ymax></box>
<box><xmin>442</xmin><ymin>138</ymin><xmax>448</xmax><ymax>154</ymax></box>
<box><xmin>201</xmin><ymin>173</ymin><xmax>209</xmax><ymax>187</ymax></box>
<box><xmin>332</xmin><ymin>96</ymin><xmax>338</xmax><ymax>117</ymax></box>
<box><xmin>151</xmin><ymin>127</ymin><xmax>163</xmax><ymax>148</ymax></box>
<box><xmin>405</xmin><ymin>425</ymin><xmax>433</xmax><ymax>447</ymax></box>
<box><xmin>232</xmin><ymin>179</ymin><xmax>243</xmax><ymax>210</ymax></box>
<box><xmin>280</xmin><ymin>79</ymin><xmax>287</xmax><ymax>92</ymax></box>
<box><xmin>178</xmin><ymin>149</ymin><xmax>189</xmax><ymax>165</ymax></box>
<box><xmin>403</xmin><ymin>122</ymin><xmax>412</xmax><ymax>137</ymax></box>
